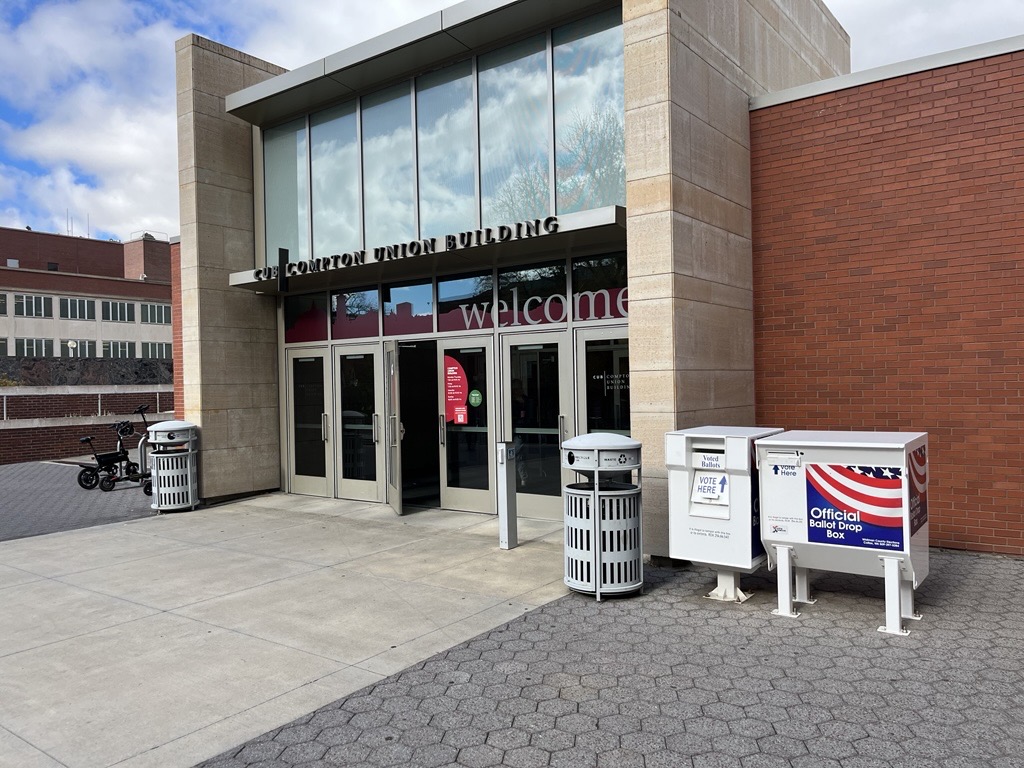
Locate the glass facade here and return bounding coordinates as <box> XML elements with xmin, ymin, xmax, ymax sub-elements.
<box><xmin>264</xmin><ymin>118</ymin><xmax>310</xmax><ymax>264</ymax></box>
<box><xmin>362</xmin><ymin>84</ymin><xmax>415</xmax><ymax>249</ymax></box>
<box><xmin>311</xmin><ymin>102</ymin><xmax>360</xmax><ymax>258</ymax></box>
<box><xmin>417</xmin><ymin>62</ymin><xmax>476</xmax><ymax>239</ymax></box>
<box><xmin>261</xmin><ymin>10</ymin><xmax>624</xmax><ymax>261</ymax></box>
<box><xmin>554</xmin><ymin>10</ymin><xmax>625</xmax><ymax>214</ymax></box>
<box><xmin>479</xmin><ymin>35</ymin><xmax>550</xmax><ymax>227</ymax></box>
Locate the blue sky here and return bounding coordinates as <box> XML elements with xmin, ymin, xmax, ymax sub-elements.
<box><xmin>1</xmin><ymin>0</ymin><xmax>1022</xmax><ymax>242</ymax></box>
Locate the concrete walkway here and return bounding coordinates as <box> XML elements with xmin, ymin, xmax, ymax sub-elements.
<box><xmin>0</xmin><ymin>495</ymin><xmax>567</xmax><ymax>768</ymax></box>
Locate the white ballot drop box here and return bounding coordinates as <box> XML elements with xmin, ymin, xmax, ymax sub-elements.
<box><xmin>756</xmin><ymin>431</ymin><xmax>929</xmax><ymax>635</ymax></box>
<box><xmin>666</xmin><ymin>426</ymin><xmax>783</xmax><ymax>602</ymax></box>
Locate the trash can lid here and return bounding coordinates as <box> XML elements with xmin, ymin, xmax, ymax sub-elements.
<box><xmin>148</xmin><ymin>420</ymin><xmax>197</xmax><ymax>433</ymax></box>
<box><xmin>562</xmin><ymin>432</ymin><xmax>640</xmax><ymax>451</ymax></box>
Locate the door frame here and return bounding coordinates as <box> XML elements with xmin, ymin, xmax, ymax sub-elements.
<box><xmin>285</xmin><ymin>347</ymin><xmax>333</xmax><ymax>497</ymax></box>
<box><xmin>438</xmin><ymin>336</ymin><xmax>495</xmax><ymax>514</ymax></box>
<box><xmin>383</xmin><ymin>340</ymin><xmax>403</xmax><ymax>516</ymax></box>
<box><xmin>574</xmin><ymin>324</ymin><xmax>631</xmax><ymax>438</ymax></box>
<box><xmin>333</xmin><ymin>342</ymin><xmax>385</xmax><ymax>502</ymax></box>
<box><xmin>499</xmin><ymin>330</ymin><xmax>573</xmax><ymax>520</ymax></box>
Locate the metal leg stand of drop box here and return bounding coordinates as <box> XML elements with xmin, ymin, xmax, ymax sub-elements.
<box><xmin>706</xmin><ymin>570</ymin><xmax>753</xmax><ymax>603</ymax></box>
<box><xmin>794</xmin><ymin>566</ymin><xmax>816</xmax><ymax>605</ymax></box>
<box><xmin>772</xmin><ymin>545</ymin><xmax>801</xmax><ymax>618</ymax></box>
<box><xmin>878</xmin><ymin>556</ymin><xmax>921</xmax><ymax>635</ymax></box>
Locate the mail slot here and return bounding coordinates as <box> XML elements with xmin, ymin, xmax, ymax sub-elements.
<box><xmin>666</xmin><ymin>426</ymin><xmax>783</xmax><ymax>602</ymax></box>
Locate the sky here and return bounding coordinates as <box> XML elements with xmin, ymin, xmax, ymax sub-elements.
<box><xmin>1</xmin><ymin>0</ymin><xmax>1023</xmax><ymax>243</ymax></box>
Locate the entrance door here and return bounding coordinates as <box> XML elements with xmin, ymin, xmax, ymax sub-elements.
<box><xmin>575</xmin><ymin>327</ymin><xmax>630</xmax><ymax>437</ymax></box>
<box><xmin>501</xmin><ymin>332</ymin><xmax>573</xmax><ymax>520</ymax></box>
<box><xmin>334</xmin><ymin>343</ymin><xmax>384</xmax><ymax>502</ymax></box>
<box><xmin>287</xmin><ymin>348</ymin><xmax>332</xmax><ymax>496</ymax></box>
<box><xmin>384</xmin><ymin>340</ymin><xmax>402</xmax><ymax>515</ymax></box>
<box><xmin>439</xmin><ymin>338</ymin><xmax>494</xmax><ymax>513</ymax></box>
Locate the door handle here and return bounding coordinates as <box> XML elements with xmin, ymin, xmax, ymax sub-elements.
<box><xmin>322</xmin><ymin>413</ymin><xmax>329</xmax><ymax>442</ymax></box>
<box><xmin>372</xmin><ymin>413</ymin><xmax>379</xmax><ymax>444</ymax></box>
<box><xmin>439</xmin><ymin>414</ymin><xmax>445</xmax><ymax>446</ymax></box>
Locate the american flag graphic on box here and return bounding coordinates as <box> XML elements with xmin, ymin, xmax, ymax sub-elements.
<box><xmin>805</xmin><ymin>463</ymin><xmax>905</xmax><ymax>550</ymax></box>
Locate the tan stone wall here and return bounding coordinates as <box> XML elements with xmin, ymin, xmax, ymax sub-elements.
<box><xmin>623</xmin><ymin>0</ymin><xmax>849</xmax><ymax>556</ymax></box>
<box><xmin>175</xmin><ymin>35</ymin><xmax>286</xmax><ymax>499</ymax></box>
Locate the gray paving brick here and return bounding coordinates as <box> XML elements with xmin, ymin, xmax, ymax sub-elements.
<box><xmin>195</xmin><ymin>552</ymin><xmax>1024</xmax><ymax>768</ymax></box>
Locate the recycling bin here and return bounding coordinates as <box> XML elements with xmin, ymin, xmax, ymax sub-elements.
<box><xmin>757</xmin><ymin>430</ymin><xmax>929</xmax><ymax>635</ymax></box>
<box><xmin>666</xmin><ymin>426</ymin><xmax>783</xmax><ymax>602</ymax></box>
<box><xmin>561</xmin><ymin>433</ymin><xmax>643</xmax><ymax>601</ymax></box>
<box><xmin>148</xmin><ymin>420</ymin><xmax>199</xmax><ymax>511</ymax></box>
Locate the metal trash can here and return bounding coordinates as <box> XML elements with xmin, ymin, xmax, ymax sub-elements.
<box><xmin>148</xmin><ymin>420</ymin><xmax>199</xmax><ymax>511</ymax></box>
<box><xmin>561</xmin><ymin>433</ymin><xmax>643</xmax><ymax>601</ymax></box>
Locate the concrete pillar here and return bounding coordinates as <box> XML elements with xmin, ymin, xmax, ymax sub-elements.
<box><xmin>622</xmin><ymin>0</ymin><xmax>849</xmax><ymax>556</ymax></box>
<box><xmin>175</xmin><ymin>35</ymin><xmax>286</xmax><ymax>499</ymax></box>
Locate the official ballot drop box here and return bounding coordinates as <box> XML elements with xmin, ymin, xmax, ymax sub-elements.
<box><xmin>756</xmin><ymin>431</ymin><xmax>929</xmax><ymax>635</ymax></box>
<box><xmin>666</xmin><ymin>426</ymin><xmax>783</xmax><ymax>602</ymax></box>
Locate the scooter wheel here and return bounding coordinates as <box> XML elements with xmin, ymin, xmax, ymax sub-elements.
<box><xmin>125</xmin><ymin>462</ymin><xmax>139</xmax><ymax>477</ymax></box>
<box><xmin>77</xmin><ymin>468</ymin><xmax>99</xmax><ymax>490</ymax></box>
<box><xmin>143</xmin><ymin>480</ymin><xmax>153</xmax><ymax>497</ymax></box>
<box><xmin>99</xmin><ymin>475</ymin><xmax>117</xmax><ymax>492</ymax></box>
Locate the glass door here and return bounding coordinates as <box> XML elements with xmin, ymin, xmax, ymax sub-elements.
<box><xmin>286</xmin><ymin>348</ymin><xmax>333</xmax><ymax>496</ymax></box>
<box><xmin>501</xmin><ymin>332</ymin><xmax>573</xmax><ymax>520</ymax></box>
<box><xmin>334</xmin><ymin>343</ymin><xmax>384</xmax><ymax>502</ymax></box>
<box><xmin>384</xmin><ymin>340</ymin><xmax>403</xmax><ymax>515</ymax></box>
<box><xmin>439</xmin><ymin>338</ymin><xmax>494</xmax><ymax>513</ymax></box>
<box><xmin>575</xmin><ymin>327</ymin><xmax>630</xmax><ymax>436</ymax></box>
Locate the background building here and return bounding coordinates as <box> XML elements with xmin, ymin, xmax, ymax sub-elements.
<box><xmin>0</xmin><ymin>227</ymin><xmax>175</xmax><ymax>464</ymax></box>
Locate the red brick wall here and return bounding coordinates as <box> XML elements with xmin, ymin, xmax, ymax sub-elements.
<box><xmin>0</xmin><ymin>226</ymin><xmax>125</xmax><ymax>276</ymax></box>
<box><xmin>0</xmin><ymin>391</ymin><xmax>170</xmax><ymax>464</ymax></box>
<box><xmin>751</xmin><ymin>52</ymin><xmax>1024</xmax><ymax>555</ymax></box>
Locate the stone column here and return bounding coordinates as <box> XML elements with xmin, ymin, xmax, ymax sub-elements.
<box><xmin>623</xmin><ymin>0</ymin><xmax>848</xmax><ymax>557</ymax></box>
<box><xmin>175</xmin><ymin>35</ymin><xmax>286</xmax><ymax>499</ymax></box>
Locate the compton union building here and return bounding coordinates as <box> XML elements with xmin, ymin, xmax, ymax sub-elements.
<box><xmin>174</xmin><ymin>0</ymin><xmax>1024</xmax><ymax>557</ymax></box>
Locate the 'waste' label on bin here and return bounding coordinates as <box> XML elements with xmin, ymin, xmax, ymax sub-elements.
<box><xmin>692</xmin><ymin>472</ymin><xmax>729</xmax><ymax>506</ymax></box>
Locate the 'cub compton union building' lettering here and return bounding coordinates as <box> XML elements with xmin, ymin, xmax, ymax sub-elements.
<box><xmin>253</xmin><ymin>216</ymin><xmax>560</xmax><ymax>282</ymax></box>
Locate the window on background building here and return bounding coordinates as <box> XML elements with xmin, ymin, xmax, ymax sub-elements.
<box><xmin>497</xmin><ymin>261</ymin><xmax>568</xmax><ymax>327</ymax></box>
<box><xmin>284</xmin><ymin>293</ymin><xmax>329</xmax><ymax>343</ymax></box>
<box><xmin>0</xmin><ymin>338</ymin><xmax>6</xmax><ymax>355</ymax></box>
<box><xmin>479</xmin><ymin>34</ymin><xmax>550</xmax><ymax>227</ymax></box>
<box><xmin>417</xmin><ymin>60</ymin><xmax>476</xmax><ymax>239</ymax></box>
<box><xmin>383</xmin><ymin>280</ymin><xmax>433</xmax><ymax>336</ymax></box>
<box><xmin>47</xmin><ymin>262</ymin><xmax>58</xmax><ymax>271</ymax></box>
<box><xmin>6</xmin><ymin>259</ymin><xmax>18</xmax><ymax>268</ymax></box>
<box><xmin>554</xmin><ymin>10</ymin><xmax>625</xmax><ymax>214</ymax></box>
<box><xmin>14</xmin><ymin>294</ymin><xmax>52</xmax><ymax>318</ymax></box>
<box><xmin>62</xmin><ymin>339</ymin><xmax>97</xmax><ymax>358</ymax></box>
<box><xmin>331</xmin><ymin>287</ymin><xmax>380</xmax><ymax>340</ymax></box>
<box><xmin>15</xmin><ymin>337</ymin><xmax>54</xmax><ymax>357</ymax></box>
<box><xmin>141</xmin><ymin>342</ymin><xmax>172</xmax><ymax>359</ymax></box>
<box><xmin>101</xmin><ymin>300</ymin><xmax>135</xmax><ymax>323</ymax></box>
<box><xmin>362</xmin><ymin>83</ymin><xmax>415</xmax><ymax>249</ymax></box>
<box><xmin>438</xmin><ymin>271</ymin><xmax>494</xmax><ymax>332</ymax></box>
<box><xmin>102</xmin><ymin>341</ymin><xmax>136</xmax><ymax>359</ymax></box>
<box><xmin>140</xmin><ymin>303</ymin><xmax>171</xmax><ymax>324</ymax></box>
<box><xmin>311</xmin><ymin>100</ymin><xmax>361</xmax><ymax>259</ymax></box>
<box><xmin>0</xmin><ymin>294</ymin><xmax>6</xmax><ymax>315</ymax></box>
<box><xmin>60</xmin><ymin>297</ymin><xmax>96</xmax><ymax>321</ymax></box>
<box><xmin>264</xmin><ymin>117</ymin><xmax>310</xmax><ymax>264</ymax></box>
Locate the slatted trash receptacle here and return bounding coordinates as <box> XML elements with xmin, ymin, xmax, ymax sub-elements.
<box><xmin>148</xmin><ymin>420</ymin><xmax>198</xmax><ymax>511</ymax></box>
<box><xmin>561</xmin><ymin>433</ymin><xmax>643</xmax><ymax>601</ymax></box>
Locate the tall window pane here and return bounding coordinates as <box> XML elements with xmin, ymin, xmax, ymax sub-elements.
<box><xmin>417</xmin><ymin>61</ymin><xmax>476</xmax><ymax>239</ymax></box>
<box><xmin>363</xmin><ymin>84</ymin><xmax>415</xmax><ymax>249</ymax></box>
<box><xmin>311</xmin><ymin>101</ymin><xmax>361</xmax><ymax>257</ymax></box>
<box><xmin>479</xmin><ymin>35</ymin><xmax>550</xmax><ymax>227</ymax></box>
<box><xmin>264</xmin><ymin>118</ymin><xmax>310</xmax><ymax>264</ymax></box>
<box><xmin>554</xmin><ymin>10</ymin><xmax>625</xmax><ymax>214</ymax></box>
